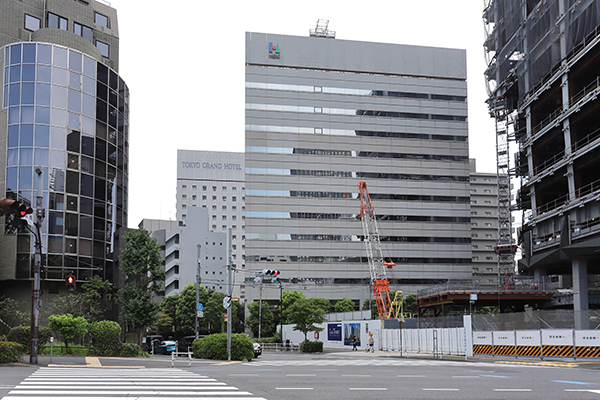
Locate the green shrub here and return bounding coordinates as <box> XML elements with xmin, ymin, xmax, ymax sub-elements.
<box><xmin>0</xmin><ymin>341</ymin><xmax>24</xmax><ymax>363</ymax></box>
<box><xmin>120</xmin><ymin>343</ymin><xmax>146</xmax><ymax>357</ymax></box>
<box><xmin>192</xmin><ymin>333</ymin><xmax>254</xmax><ymax>361</ymax></box>
<box><xmin>300</xmin><ymin>340</ymin><xmax>323</xmax><ymax>353</ymax></box>
<box><xmin>7</xmin><ymin>326</ymin><xmax>51</xmax><ymax>350</ymax></box>
<box><xmin>89</xmin><ymin>320</ymin><xmax>121</xmax><ymax>356</ymax></box>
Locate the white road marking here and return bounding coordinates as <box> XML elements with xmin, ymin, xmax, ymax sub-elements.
<box><xmin>3</xmin><ymin>398</ymin><xmax>266</xmax><ymax>400</ymax></box>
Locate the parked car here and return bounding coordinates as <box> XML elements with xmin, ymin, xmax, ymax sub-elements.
<box><xmin>156</xmin><ymin>340</ymin><xmax>177</xmax><ymax>355</ymax></box>
<box><xmin>252</xmin><ymin>341</ymin><xmax>262</xmax><ymax>357</ymax></box>
<box><xmin>177</xmin><ymin>336</ymin><xmax>197</xmax><ymax>353</ymax></box>
<box><xmin>145</xmin><ymin>335</ymin><xmax>163</xmax><ymax>353</ymax></box>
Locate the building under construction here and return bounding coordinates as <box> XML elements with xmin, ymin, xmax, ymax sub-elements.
<box><xmin>483</xmin><ymin>0</ymin><xmax>600</xmax><ymax>328</ymax></box>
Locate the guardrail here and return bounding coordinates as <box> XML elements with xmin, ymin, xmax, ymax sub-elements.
<box><xmin>261</xmin><ymin>343</ymin><xmax>301</xmax><ymax>352</ymax></box>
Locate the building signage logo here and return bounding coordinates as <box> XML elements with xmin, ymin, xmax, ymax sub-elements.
<box><xmin>268</xmin><ymin>42</ymin><xmax>280</xmax><ymax>59</ymax></box>
<box><xmin>181</xmin><ymin>161</ymin><xmax>242</xmax><ymax>170</ymax></box>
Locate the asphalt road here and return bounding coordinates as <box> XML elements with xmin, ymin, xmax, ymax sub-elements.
<box><xmin>2</xmin><ymin>350</ymin><xmax>600</xmax><ymax>399</ymax></box>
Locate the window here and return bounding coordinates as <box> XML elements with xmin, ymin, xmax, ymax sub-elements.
<box><xmin>486</xmin><ymin>245</ymin><xmax>493</xmax><ymax>250</ymax></box>
<box><xmin>232</xmin><ymin>225</ymin><xmax>237</xmax><ymax>230</ymax></box>
<box><xmin>222</xmin><ymin>215</ymin><xmax>226</xmax><ymax>221</ymax></box>
<box><xmin>212</xmin><ymin>215</ymin><xmax>216</xmax><ymax>220</ymax></box>
<box><xmin>182</xmin><ymin>214</ymin><xmax>186</xmax><ymax>219</ymax></box>
<box><xmin>212</xmin><ymin>186</ymin><xmax>217</xmax><ymax>191</ymax></box>
<box><xmin>232</xmin><ymin>215</ymin><xmax>237</xmax><ymax>221</ymax></box>
<box><xmin>222</xmin><ymin>225</ymin><xmax>227</xmax><ymax>230</ymax></box>
<box><xmin>484</xmin><ymin>189</ymin><xmax>491</xmax><ymax>193</ymax></box>
<box><xmin>472</xmin><ymin>233</ymin><xmax>478</xmax><ymax>237</ymax></box>
<box><xmin>24</xmin><ymin>14</ymin><xmax>41</xmax><ymax>31</ymax></box>
<box><xmin>94</xmin><ymin>12</ymin><xmax>109</xmax><ymax>28</ymax></box>
<box><xmin>471</xmin><ymin>222</ymin><xmax>478</xmax><ymax>226</ymax></box>
<box><xmin>174</xmin><ymin>265</ymin><xmax>179</xmax><ymax>274</ymax></box>
<box><xmin>203</xmin><ymin>185</ymin><xmax>207</xmax><ymax>191</ymax></box>
<box><xmin>232</xmin><ymin>196</ymin><xmax>237</xmax><ymax>202</ymax></box>
<box><xmin>174</xmin><ymin>280</ymin><xmax>179</xmax><ymax>290</ymax></box>
<box><xmin>212</xmin><ymin>224</ymin><xmax>217</xmax><ymax>230</ymax></box>
<box><xmin>192</xmin><ymin>185</ymin><xmax>197</xmax><ymax>190</ymax></box>
<box><xmin>95</xmin><ymin>40</ymin><xmax>109</xmax><ymax>58</ymax></box>
<box><xmin>232</xmin><ymin>235</ymin><xmax>236</xmax><ymax>240</ymax></box>
<box><xmin>232</xmin><ymin>206</ymin><xmax>237</xmax><ymax>211</ymax></box>
<box><xmin>222</xmin><ymin>206</ymin><xmax>227</xmax><ymax>211</ymax></box>
<box><xmin>182</xmin><ymin>204</ymin><xmax>187</xmax><ymax>210</ymax></box>
<box><xmin>232</xmin><ymin>187</ymin><xmax>237</xmax><ymax>191</ymax></box>
<box><xmin>472</xmin><ymin>244</ymin><xmax>478</xmax><ymax>249</ymax></box>
<box><xmin>484</xmin><ymin>178</ymin><xmax>491</xmax><ymax>182</ymax></box>
<box><xmin>212</xmin><ymin>195</ymin><xmax>217</xmax><ymax>201</ymax></box>
<box><xmin>485</xmin><ymin>234</ymin><xmax>493</xmax><ymax>238</ymax></box>
<box><xmin>212</xmin><ymin>205</ymin><xmax>217</xmax><ymax>211</ymax></box>
<box><xmin>222</xmin><ymin>186</ymin><xmax>227</xmax><ymax>191</ymax></box>
<box><xmin>182</xmin><ymin>194</ymin><xmax>187</xmax><ymax>200</ymax></box>
<box><xmin>74</xmin><ymin>22</ymin><xmax>93</xmax><ymax>42</ymax></box>
<box><xmin>471</xmin><ymin>211</ymin><xmax>477</xmax><ymax>215</ymax></box>
<box><xmin>484</xmin><ymin>212</ymin><xmax>492</xmax><ymax>215</ymax></box>
<box><xmin>202</xmin><ymin>195</ymin><xmax>207</xmax><ymax>200</ymax></box>
<box><xmin>486</xmin><ymin>257</ymin><xmax>494</xmax><ymax>260</ymax></box>
<box><xmin>484</xmin><ymin>200</ymin><xmax>492</xmax><ymax>204</ymax></box>
<box><xmin>192</xmin><ymin>195</ymin><xmax>197</xmax><ymax>200</ymax></box>
<box><xmin>47</xmin><ymin>13</ymin><xmax>67</xmax><ymax>30</ymax></box>
<box><xmin>222</xmin><ymin>196</ymin><xmax>227</xmax><ymax>201</ymax></box>
<box><xmin>485</xmin><ymin>223</ymin><xmax>492</xmax><ymax>227</ymax></box>
<box><xmin>473</xmin><ymin>256</ymin><xmax>479</xmax><ymax>260</ymax></box>
<box><xmin>182</xmin><ymin>184</ymin><xmax>187</xmax><ymax>189</ymax></box>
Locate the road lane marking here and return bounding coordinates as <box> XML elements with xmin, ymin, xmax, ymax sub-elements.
<box><xmin>565</xmin><ymin>389</ymin><xmax>600</xmax><ymax>394</ymax></box>
<box><xmin>552</xmin><ymin>380</ymin><xmax>598</xmax><ymax>385</ymax></box>
<box><xmin>480</xmin><ymin>374</ymin><xmax>510</xmax><ymax>378</ymax></box>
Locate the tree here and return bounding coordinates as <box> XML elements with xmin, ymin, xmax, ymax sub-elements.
<box><xmin>0</xmin><ymin>296</ymin><xmax>27</xmax><ymax>336</ymax></box>
<box><xmin>334</xmin><ymin>298</ymin><xmax>355</xmax><ymax>313</ymax></box>
<box><xmin>118</xmin><ymin>228</ymin><xmax>164</xmax><ymax>344</ymax></box>
<box><xmin>362</xmin><ymin>298</ymin><xmax>378</xmax><ymax>319</ymax></box>
<box><xmin>288</xmin><ymin>298</ymin><xmax>326</xmax><ymax>342</ymax></box>
<box><xmin>151</xmin><ymin>312</ymin><xmax>173</xmax><ymax>337</ymax></box>
<box><xmin>48</xmin><ymin>314</ymin><xmax>88</xmax><ymax>353</ymax></box>
<box><xmin>281</xmin><ymin>290</ymin><xmax>305</xmax><ymax>324</ymax></box>
<box><xmin>205</xmin><ymin>292</ymin><xmax>225</xmax><ymax>334</ymax></box>
<box><xmin>403</xmin><ymin>293</ymin><xmax>418</xmax><ymax>317</ymax></box>
<box><xmin>246</xmin><ymin>300</ymin><xmax>275</xmax><ymax>337</ymax></box>
<box><xmin>176</xmin><ymin>284</ymin><xmax>210</xmax><ymax>337</ymax></box>
<box><xmin>81</xmin><ymin>275</ymin><xmax>114</xmax><ymax>322</ymax></box>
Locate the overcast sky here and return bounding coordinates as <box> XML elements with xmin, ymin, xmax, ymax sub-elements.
<box><xmin>107</xmin><ymin>0</ymin><xmax>497</xmax><ymax>228</ymax></box>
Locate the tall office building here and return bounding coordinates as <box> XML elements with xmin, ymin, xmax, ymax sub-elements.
<box><xmin>245</xmin><ymin>29</ymin><xmax>472</xmax><ymax>308</ymax></box>
<box><xmin>0</xmin><ymin>1</ymin><xmax>128</xmax><ymax>300</ymax></box>
<box><xmin>469</xmin><ymin>159</ymin><xmax>500</xmax><ymax>283</ymax></box>
<box><xmin>484</xmin><ymin>0</ymin><xmax>600</xmax><ymax>323</ymax></box>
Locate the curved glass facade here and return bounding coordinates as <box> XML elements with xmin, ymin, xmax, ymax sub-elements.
<box><xmin>3</xmin><ymin>42</ymin><xmax>129</xmax><ymax>282</ymax></box>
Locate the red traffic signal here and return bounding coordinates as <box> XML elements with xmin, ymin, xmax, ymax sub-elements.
<box><xmin>0</xmin><ymin>198</ymin><xmax>33</xmax><ymax>218</ymax></box>
<box><xmin>66</xmin><ymin>274</ymin><xmax>76</xmax><ymax>291</ymax></box>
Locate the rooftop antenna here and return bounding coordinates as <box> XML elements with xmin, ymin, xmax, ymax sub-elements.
<box><xmin>309</xmin><ymin>19</ymin><xmax>335</xmax><ymax>38</ymax></box>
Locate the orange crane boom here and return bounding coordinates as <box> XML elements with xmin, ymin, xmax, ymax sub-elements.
<box><xmin>358</xmin><ymin>182</ymin><xmax>396</xmax><ymax>320</ymax></box>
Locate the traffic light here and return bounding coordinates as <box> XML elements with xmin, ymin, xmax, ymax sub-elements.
<box><xmin>261</xmin><ymin>269</ymin><xmax>280</xmax><ymax>283</ymax></box>
<box><xmin>0</xmin><ymin>198</ymin><xmax>33</xmax><ymax>228</ymax></box>
<box><xmin>66</xmin><ymin>274</ymin><xmax>76</xmax><ymax>292</ymax></box>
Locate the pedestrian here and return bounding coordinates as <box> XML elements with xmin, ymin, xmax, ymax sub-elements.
<box><xmin>352</xmin><ymin>336</ymin><xmax>357</xmax><ymax>351</ymax></box>
<box><xmin>367</xmin><ymin>332</ymin><xmax>374</xmax><ymax>352</ymax></box>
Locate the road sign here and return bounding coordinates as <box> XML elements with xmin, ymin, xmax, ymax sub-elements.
<box><xmin>197</xmin><ymin>303</ymin><xmax>204</xmax><ymax>311</ymax></box>
<box><xmin>197</xmin><ymin>311</ymin><xmax>203</xmax><ymax>318</ymax></box>
<box><xmin>223</xmin><ymin>295</ymin><xmax>231</xmax><ymax>310</ymax></box>
<box><xmin>314</xmin><ymin>331</ymin><xmax>319</xmax><ymax>340</ymax></box>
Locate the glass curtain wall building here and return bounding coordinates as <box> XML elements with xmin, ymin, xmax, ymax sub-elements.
<box><xmin>245</xmin><ymin>31</ymin><xmax>472</xmax><ymax>309</ymax></box>
<box><xmin>0</xmin><ymin>1</ymin><xmax>128</xmax><ymax>296</ymax></box>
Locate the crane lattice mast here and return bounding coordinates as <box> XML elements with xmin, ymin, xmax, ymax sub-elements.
<box><xmin>359</xmin><ymin>182</ymin><xmax>396</xmax><ymax>320</ymax></box>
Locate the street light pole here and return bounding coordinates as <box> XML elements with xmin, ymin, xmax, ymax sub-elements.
<box><xmin>29</xmin><ymin>167</ymin><xmax>44</xmax><ymax>364</ymax></box>
<box><xmin>227</xmin><ymin>229</ymin><xmax>232</xmax><ymax>361</ymax></box>
<box><xmin>195</xmin><ymin>244</ymin><xmax>201</xmax><ymax>338</ymax></box>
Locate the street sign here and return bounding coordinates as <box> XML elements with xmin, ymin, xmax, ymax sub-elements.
<box><xmin>197</xmin><ymin>311</ymin><xmax>203</xmax><ymax>318</ymax></box>
<box><xmin>223</xmin><ymin>295</ymin><xmax>231</xmax><ymax>310</ymax></box>
<box><xmin>314</xmin><ymin>331</ymin><xmax>319</xmax><ymax>340</ymax></box>
<box><xmin>197</xmin><ymin>303</ymin><xmax>204</xmax><ymax>311</ymax></box>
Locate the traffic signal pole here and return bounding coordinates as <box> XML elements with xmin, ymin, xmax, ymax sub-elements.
<box><xmin>29</xmin><ymin>167</ymin><xmax>44</xmax><ymax>364</ymax></box>
<box><xmin>227</xmin><ymin>229</ymin><xmax>232</xmax><ymax>361</ymax></box>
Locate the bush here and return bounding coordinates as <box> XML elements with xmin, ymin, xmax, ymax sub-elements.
<box><xmin>300</xmin><ymin>340</ymin><xmax>323</xmax><ymax>353</ymax></box>
<box><xmin>7</xmin><ymin>326</ymin><xmax>51</xmax><ymax>350</ymax></box>
<box><xmin>192</xmin><ymin>333</ymin><xmax>254</xmax><ymax>361</ymax></box>
<box><xmin>89</xmin><ymin>320</ymin><xmax>121</xmax><ymax>356</ymax></box>
<box><xmin>0</xmin><ymin>341</ymin><xmax>24</xmax><ymax>363</ymax></box>
<box><xmin>120</xmin><ymin>343</ymin><xmax>146</xmax><ymax>357</ymax></box>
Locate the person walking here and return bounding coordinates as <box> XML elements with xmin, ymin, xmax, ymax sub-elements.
<box><xmin>367</xmin><ymin>332</ymin><xmax>374</xmax><ymax>352</ymax></box>
<box><xmin>352</xmin><ymin>336</ymin><xmax>357</xmax><ymax>351</ymax></box>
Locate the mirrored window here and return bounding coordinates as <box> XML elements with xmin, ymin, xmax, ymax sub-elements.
<box><xmin>94</xmin><ymin>12</ymin><xmax>109</xmax><ymax>28</ymax></box>
<box><xmin>24</xmin><ymin>14</ymin><xmax>41</xmax><ymax>31</ymax></box>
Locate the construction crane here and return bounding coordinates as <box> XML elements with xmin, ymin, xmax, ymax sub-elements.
<box><xmin>358</xmin><ymin>181</ymin><xmax>400</xmax><ymax>321</ymax></box>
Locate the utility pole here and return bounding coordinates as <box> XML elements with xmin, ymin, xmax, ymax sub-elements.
<box><xmin>30</xmin><ymin>167</ymin><xmax>44</xmax><ymax>364</ymax></box>
<box><xmin>258</xmin><ymin>284</ymin><xmax>262</xmax><ymax>339</ymax></box>
<box><xmin>279</xmin><ymin>282</ymin><xmax>283</xmax><ymax>340</ymax></box>
<box><xmin>227</xmin><ymin>229</ymin><xmax>233</xmax><ymax>361</ymax></box>
<box><xmin>195</xmin><ymin>244</ymin><xmax>201</xmax><ymax>338</ymax></box>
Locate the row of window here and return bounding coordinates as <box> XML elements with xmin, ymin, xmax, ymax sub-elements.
<box><xmin>245</xmin><ymin>233</ymin><xmax>470</xmax><ymax>243</ymax></box>
<box><xmin>246</xmin><ymin>82</ymin><xmax>466</xmax><ymax>102</ymax></box>
<box><xmin>24</xmin><ymin>12</ymin><xmax>110</xmax><ymax>57</ymax></box>
<box><xmin>245</xmin><ymin>189</ymin><xmax>470</xmax><ymax>203</ymax></box>
<box><xmin>472</xmin><ymin>222</ymin><xmax>494</xmax><ymax>227</ymax></box>
<box><xmin>246</xmin><ymin>255</ymin><xmax>472</xmax><ymax>264</ymax></box>
<box><xmin>182</xmin><ymin>204</ymin><xmax>241</xmax><ymax>212</ymax></box>
<box><xmin>182</xmin><ymin>194</ymin><xmax>243</xmax><ymax>202</ymax></box>
<box><xmin>211</xmin><ymin>214</ymin><xmax>244</xmax><ymax>221</ymax></box>
<box><xmin>246</xmin><ymin>211</ymin><xmax>469</xmax><ymax>223</ymax></box>
<box><xmin>181</xmin><ymin>184</ymin><xmax>243</xmax><ymax>192</ymax></box>
<box><xmin>246</xmin><ymin>124</ymin><xmax>468</xmax><ymax>142</ymax></box>
<box><xmin>246</xmin><ymin>103</ymin><xmax>467</xmax><ymax>122</ymax></box>
<box><xmin>246</xmin><ymin>167</ymin><xmax>469</xmax><ymax>182</ymax></box>
<box><xmin>245</xmin><ymin>146</ymin><xmax>468</xmax><ymax>162</ymax></box>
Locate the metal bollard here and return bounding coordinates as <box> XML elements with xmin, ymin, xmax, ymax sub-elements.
<box><xmin>188</xmin><ymin>350</ymin><xmax>192</xmax><ymax>367</ymax></box>
<box><xmin>171</xmin><ymin>351</ymin><xmax>174</xmax><ymax>368</ymax></box>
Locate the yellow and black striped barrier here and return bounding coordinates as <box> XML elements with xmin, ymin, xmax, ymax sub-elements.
<box><xmin>474</xmin><ymin>345</ymin><xmax>600</xmax><ymax>357</ymax></box>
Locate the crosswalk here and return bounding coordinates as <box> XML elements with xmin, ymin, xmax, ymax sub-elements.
<box><xmin>2</xmin><ymin>367</ymin><xmax>267</xmax><ymax>400</ymax></box>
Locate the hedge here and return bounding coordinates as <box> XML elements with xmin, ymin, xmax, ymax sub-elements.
<box><xmin>0</xmin><ymin>341</ymin><xmax>24</xmax><ymax>363</ymax></box>
<box><xmin>89</xmin><ymin>320</ymin><xmax>121</xmax><ymax>356</ymax></box>
<box><xmin>300</xmin><ymin>340</ymin><xmax>323</xmax><ymax>353</ymax></box>
<box><xmin>7</xmin><ymin>326</ymin><xmax>51</xmax><ymax>350</ymax></box>
<box><xmin>192</xmin><ymin>333</ymin><xmax>254</xmax><ymax>361</ymax></box>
